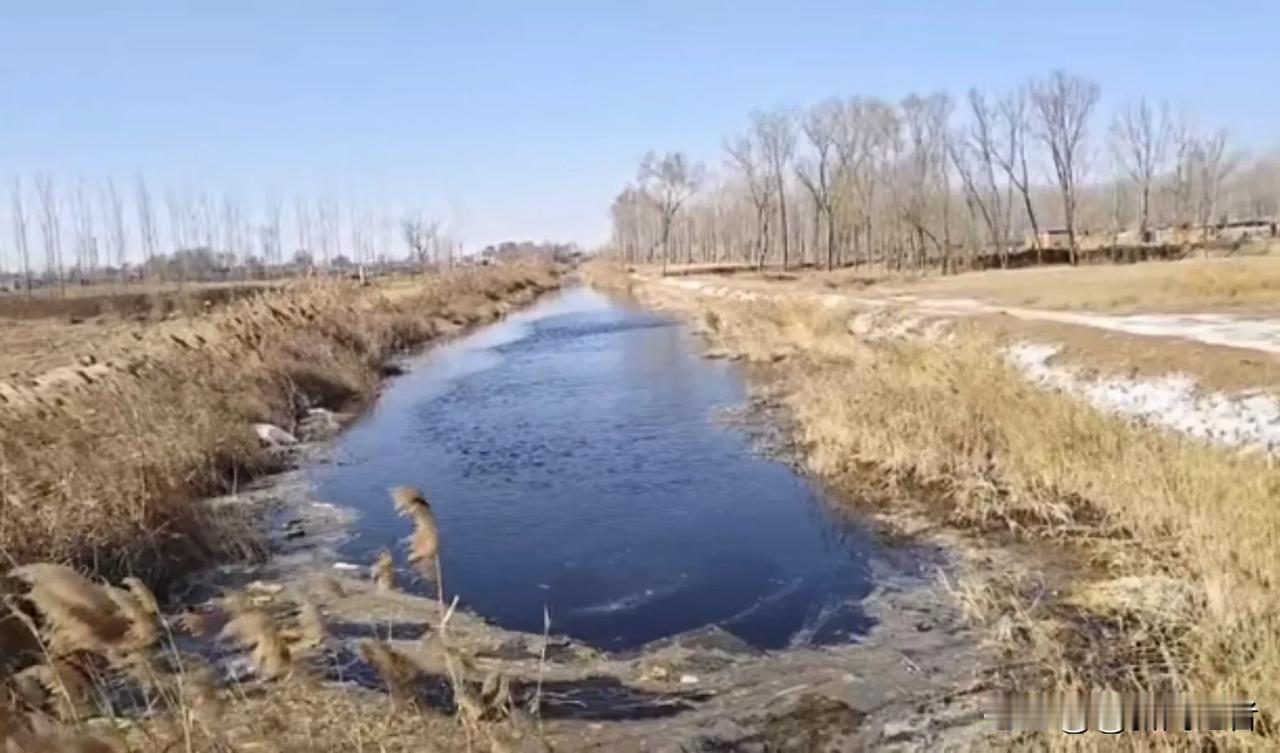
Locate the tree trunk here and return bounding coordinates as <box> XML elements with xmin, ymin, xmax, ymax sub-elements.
<box><xmin>826</xmin><ymin>206</ymin><xmax>836</xmax><ymax>271</ymax></box>
<box><xmin>778</xmin><ymin>186</ymin><xmax>790</xmax><ymax>270</ymax></box>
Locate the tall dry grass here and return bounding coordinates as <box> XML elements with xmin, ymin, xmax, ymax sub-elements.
<box><xmin>0</xmin><ymin>261</ymin><xmax>560</xmax><ymax>584</ymax></box>
<box><xmin>674</xmin><ymin>290</ymin><xmax>1280</xmax><ymax>748</ymax></box>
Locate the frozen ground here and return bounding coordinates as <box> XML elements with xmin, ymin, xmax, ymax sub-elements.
<box><xmin>1008</xmin><ymin>342</ymin><xmax>1280</xmax><ymax>454</ymax></box>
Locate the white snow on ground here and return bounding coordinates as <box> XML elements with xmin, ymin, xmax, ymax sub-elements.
<box><xmin>1008</xmin><ymin>342</ymin><xmax>1280</xmax><ymax>454</ymax></box>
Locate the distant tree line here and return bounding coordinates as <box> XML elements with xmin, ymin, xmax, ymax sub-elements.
<box><xmin>479</xmin><ymin>241</ymin><xmax>579</xmax><ymax>262</ymax></box>
<box><xmin>611</xmin><ymin>70</ymin><xmax>1280</xmax><ymax>271</ymax></box>
<box><xmin>0</xmin><ymin>176</ymin><xmax>469</xmax><ymax>294</ymax></box>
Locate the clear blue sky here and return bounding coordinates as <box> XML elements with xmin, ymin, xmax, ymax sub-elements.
<box><xmin>3</xmin><ymin>1</ymin><xmax>1277</xmax><ymax>252</ymax></box>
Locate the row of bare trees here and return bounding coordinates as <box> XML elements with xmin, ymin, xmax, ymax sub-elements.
<box><xmin>1</xmin><ymin>175</ymin><xmax>461</xmax><ymax>293</ymax></box>
<box><xmin>612</xmin><ymin>70</ymin><xmax>1276</xmax><ymax>271</ymax></box>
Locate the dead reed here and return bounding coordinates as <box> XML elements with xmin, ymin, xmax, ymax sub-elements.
<box><xmin>389</xmin><ymin>486</ymin><xmax>442</xmax><ymax>589</ymax></box>
<box><xmin>371</xmin><ymin>550</ymin><xmax>396</xmax><ymax>592</ymax></box>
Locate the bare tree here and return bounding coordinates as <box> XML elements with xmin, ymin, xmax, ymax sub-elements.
<box><xmin>34</xmin><ymin>174</ymin><xmax>64</xmax><ymax>294</ymax></box>
<box><xmin>637</xmin><ymin>151</ymin><xmax>703</xmax><ymax>274</ymax></box>
<box><xmin>315</xmin><ymin>198</ymin><xmax>340</xmax><ymax>269</ymax></box>
<box><xmin>899</xmin><ymin>93</ymin><xmax>953</xmax><ymax>269</ymax></box>
<box><xmin>221</xmin><ymin>194</ymin><xmax>254</xmax><ymax>277</ymax></box>
<box><xmin>401</xmin><ymin>212</ymin><xmax>440</xmax><ymax>267</ymax></box>
<box><xmin>261</xmin><ymin>195</ymin><xmax>282</xmax><ymax>269</ymax></box>
<box><xmin>1189</xmin><ymin>130</ymin><xmax>1239</xmax><ymax>240</ymax></box>
<box><xmin>725</xmin><ymin>137</ymin><xmax>774</xmax><ymax>269</ymax></box>
<box><xmin>11</xmin><ymin>177</ymin><xmax>32</xmax><ymax>295</ymax></box>
<box><xmin>993</xmin><ymin>88</ymin><xmax>1043</xmax><ymax>260</ymax></box>
<box><xmin>102</xmin><ymin>179</ymin><xmax>128</xmax><ymax>284</ymax></box>
<box><xmin>950</xmin><ymin>90</ymin><xmax>1014</xmax><ymax>266</ymax></box>
<box><xmin>194</xmin><ymin>191</ymin><xmax>216</xmax><ymax>253</ymax></box>
<box><xmin>69</xmin><ymin>179</ymin><xmax>97</xmax><ymax>284</ymax></box>
<box><xmin>295</xmin><ymin>197</ymin><xmax>314</xmax><ymax>269</ymax></box>
<box><xmin>828</xmin><ymin>98</ymin><xmax>878</xmax><ymax>266</ymax></box>
<box><xmin>751</xmin><ymin>110</ymin><xmax>797</xmax><ymax>268</ymax></box>
<box><xmin>796</xmin><ymin>99</ymin><xmax>843</xmax><ymax>269</ymax></box>
<box><xmin>135</xmin><ymin>175</ymin><xmax>158</xmax><ymax>275</ymax></box>
<box><xmin>1111</xmin><ymin>97</ymin><xmax>1172</xmax><ymax>242</ymax></box>
<box><xmin>1030</xmin><ymin>71</ymin><xmax>1100</xmax><ymax>264</ymax></box>
<box><xmin>165</xmin><ymin>188</ymin><xmax>189</xmax><ymax>276</ymax></box>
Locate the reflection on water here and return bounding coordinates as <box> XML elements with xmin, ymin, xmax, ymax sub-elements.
<box><xmin>313</xmin><ymin>287</ymin><xmax>883</xmax><ymax>649</ymax></box>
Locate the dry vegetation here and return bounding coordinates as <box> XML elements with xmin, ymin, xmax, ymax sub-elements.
<box><xmin>595</xmin><ymin>259</ymin><xmax>1280</xmax><ymax>749</ymax></box>
<box><xmin>876</xmin><ymin>246</ymin><xmax>1280</xmax><ymax>312</ymax></box>
<box><xmin>0</xmin><ymin>261</ymin><xmax>560</xmax><ymax>582</ymax></box>
<box><xmin>0</xmin><ymin>265</ymin><xmax>563</xmax><ymax>751</ymax></box>
<box><xmin>647</xmin><ymin>241</ymin><xmax>1280</xmax><ymax>314</ymax></box>
<box><xmin>0</xmin><ymin>550</ymin><xmax>537</xmax><ymax>751</ymax></box>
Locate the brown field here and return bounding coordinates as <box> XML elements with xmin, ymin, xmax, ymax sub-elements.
<box><xmin>884</xmin><ymin>251</ymin><xmax>1280</xmax><ymax>313</ymax></box>
<box><xmin>0</xmin><ymin>260</ymin><xmax>562</xmax><ymax>581</ymax></box>
<box><xmin>0</xmin><ymin>279</ymin><xmax>280</xmax><ymax>320</ymax></box>
<box><xmin>650</xmin><ymin>241</ymin><xmax>1280</xmax><ymax>314</ymax></box>
<box><xmin>586</xmin><ymin>258</ymin><xmax>1280</xmax><ymax>750</ymax></box>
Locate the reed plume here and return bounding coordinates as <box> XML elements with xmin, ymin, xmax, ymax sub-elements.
<box><xmin>120</xmin><ymin>577</ymin><xmax>159</xmax><ymax>617</ymax></box>
<box><xmin>371</xmin><ymin>550</ymin><xmax>395</xmax><ymax>592</ymax></box>
<box><xmin>296</xmin><ymin>599</ymin><xmax>326</xmax><ymax>650</ymax></box>
<box><xmin>105</xmin><ymin>586</ymin><xmax>157</xmax><ymax>651</ymax></box>
<box><xmin>356</xmin><ymin>639</ymin><xmax>420</xmax><ymax>703</ymax></box>
<box><xmin>13</xmin><ymin>659</ymin><xmax>92</xmax><ymax>720</ymax></box>
<box><xmin>174</xmin><ymin>609</ymin><xmax>210</xmax><ymax>638</ymax></box>
<box><xmin>11</xmin><ymin>564</ymin><xmax>129</xmax><ymax>655</ymax></box>
<box><xmin>218</xmin><ymin>607</ymin><xmax>291</xmax><ymax>680</ymax></box>
<box><xmin>388</xmin><ymin>485</ymin><xmax>442</xmax><ymax>591</ymax></box>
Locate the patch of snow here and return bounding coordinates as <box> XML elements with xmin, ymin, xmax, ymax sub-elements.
<box><xmin>253</xmin><ymin>422</ymin><xmax>298</xmax><ymax>447</ymax></box>
<box><xmin>1008</xmin><ymin>342</ymin><xmax>1280</xmax><ymax>454</ymax></box>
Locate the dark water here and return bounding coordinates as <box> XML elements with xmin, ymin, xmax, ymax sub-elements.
<box><xmin>313</xmin><ymin>287</ymin><xmax>885</xmax><ymax>650</ymax></box>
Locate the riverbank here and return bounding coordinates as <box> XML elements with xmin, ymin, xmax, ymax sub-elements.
<box><xmin>0</xmin><ymin>260</ymin><xmax>562</xmax><ymax>583</ymax></box>
<box><xmin>586</xmin><ymin>259</ymin><xmax>1280</xmax><ymax>749</ymax></box>
<box><xmin>0</xmin><ymin>282</ymin><xmax>1000</xmax><ymax>752</ymax></box>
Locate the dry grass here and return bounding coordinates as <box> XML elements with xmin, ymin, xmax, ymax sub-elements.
<box><xmin>0</xmin><ymin>261</ymin><xmax>560</xmax><ymax>584</ymax></box>
<box><xmin>659</xmin><ymin>287</ymin><xmax>1280</xmax><ymax>748</ymax></box>
<box><xmin>877</xmin><ymin>251</ymin><xmax>1280</xmax><ymax>313</ymax></box>
<box><xmin>628</xmin><ymin>242</ymin><xmax>1280</xmax><ymax>313</ymax></box>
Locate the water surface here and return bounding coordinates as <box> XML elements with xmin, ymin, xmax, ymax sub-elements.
<box><xmin>314</xmin><ymin>287</ymin><xmax>884</xmax><ymax>649</ymax></box>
